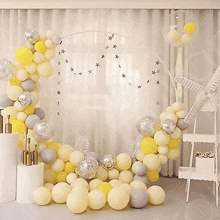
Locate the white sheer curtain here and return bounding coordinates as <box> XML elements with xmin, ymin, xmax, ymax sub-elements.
<box><xmin>0</xmin><ymin>9</ymin><xmax>219</xmax><ymax>176</ymax></box>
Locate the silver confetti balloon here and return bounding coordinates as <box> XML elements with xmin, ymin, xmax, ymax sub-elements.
<box><xmin>33</xmin><ymin>122</ymin><xmax>53</xmax><ymax>141</ymax></box>
<box><xmin>0</xmin><ymin>59</ymin><xmax>13</xmax><ymax>81</ymax></box>
<box><xmin>101</xmin><ymin>155</ymin><xmax>115</xmax><ymax>169</ymax></box>
<box><xmin>24</xmin><ymin>29</ymin><xmax>39</xmax><ymax>44</ymax></box>
<box><xmin>161</xmin><ymin>119</ymin><xmax>176</xmax><ymax>134</ymax></box>
<box><xmin>76</xmin><ymin>157</ymin><xmax>99</xmax><ymax>179</ymax></box>
<box><xmin>18</xmin><ymin>91</ymin><xmax>33</xmax><ymax>106</ymax></box>
<box><xmin>137</xmin><ymin>116</ymin><xmax>157</xmax><ymax>137</ymax></box>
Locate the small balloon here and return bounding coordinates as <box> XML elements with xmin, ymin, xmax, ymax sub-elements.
<box><xmin>51</xmin><ymin>35</ymin><xmax>61</xmax><ymax>45</ymax></box>
<box><xmin>34</xmin><ymin>107</ymin><xmax>45</xmax><ymax>120</ymax></box>
<box><xmin>137</xmin><ymin>116</ymin><xmax>157</xmax><ymax>137</ymax></box>
<box><xmin>33</xmin><ymin>121</ymin><xmax>53</xmax><ymax>141</ymax></box>
<box><xmin>100</xmin><ymin>155</ymin><xmax>115</xmax><ymax>170</ymax></box>
<box><xmin>21</xmin><ymin>79</ymin><xmax>35</xmax><ymax>92</ymax></box>
<box><xmin>25</xmin><ymin>29</ymin><xmax>40</xmax><ymax>44</ymax></box>
<box><xmin>18</xmin><ymin>91</ymin><xmax>33</xmax><ymax>106</ymax></box>
<box><xmin>160</xmin><ymin>119</ymin><xmax>176</xmax><ymax>135</ymax></box>
<box><xmin>41</xmin><ymin>148</ymin><xmax>57</xmax><ymax>164</ymax></box>
<box><xmin>177</xmin><ymin>118</ymin><xmax>189</xmax><ymax>130</ymax></box>
<box><xmin>0</xmin><ymin>59</ymin><xmax>13</xmax><ymax>81</ymax></box>
<box><xmin>76</xmin><ymin>157</ymin><xmax>99</xmax><ymax>179</ymax></box>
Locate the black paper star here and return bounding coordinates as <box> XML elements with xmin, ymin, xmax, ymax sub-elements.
<box><xmin>65</xmin><ymin>59</ymin><xmax>69</xmax><ymax>63</ymax></box>
<box><xmin>95</xmin><ymin>63</ymin><xmax>100</xmax><ymax>67</ymax></box>
<box><xmin>129</xmin><ymin>83</ymin><xmax>132</xmax><ymax>85</ymax></box>
<box><xmin>119</xmin><ymin>65</ymin><xmax>121</xmax><ymax>68</ymax></box>
<box><xmin>115</xmin><ymin>55</ymin><xmax>119</xmax><ymax>59</ymax></box>
<box><xmin>155</xmin><ymin>60</ymin><xmax>160</xmax><ymax>65</ymax></box>
<box><xmin>138</xmin><ymin>85</ymin><xmax>142</xmax><ymax>89</ymax></box>
<box><xmin>113</xmin><ymin>44</ymin><xmax>117</xmax><ymax>49</ymax></box>
<box><xmin>106</xmin><ymin>46</ymin><xmax>109</xmax><ymax>50</ymax></box>
<box><xmin>58</xmin><ymin>82</ymin><xmax>61</xmax><ymax>85</ymax></box>
<box><xmin>156</xmin><ymin>69</ymin><xmax>160</xmax><ymax>74</ymax></box>
<box><xmin>58</xmin><ymin>51</ymin><xmax>61</xmax><ymax>55</ymax></box>
<box><xmin>58</xmin><ymin>72</ymin><xmax>61</xmax><ymax>75</ymax></box>
<box><xmin>122</xmin><ymin>74</ymin><xmax>126</xmax><ymax>78</ymax></box>
<box><xmin>61</xmin><ymin>49</ymin><xmax>65</xmax><ymax>53</ymax></box>
<box><xmin>79</xmin><ymin>72</ymin><xmax>83</xmax><ymax>75</ymax></box>
<box><xmin>57</xmin><ymin>102</ymin><xmax>60</xmax><ymax>105</ymax></box>
<box><xmin>151</xmin><ymin>70</ymin><xmax>156</xmax><ymax>75</ymax></box>
<box><xmin>147</xmin><ymin>80</ymin><xmax>150</xmax><ymax>83</ymax></box>
<box><xmin>157</xmin><ymin>81</ymin><xmax>160</xmax><ymax>84</ymax></box>
<box><xmin>156</xmin><ymin>102</ymin><xmax>160</xmax><ymax>105</ymax></box>
<box><xmin>101</xmin><ymin>55</ymin><xmax>105</xmax><ymax>59</ymax></box>
<box><xmin>58</xmin><ymin>61</ymin><xmax>61</xmax><ymax>65</ymax></box>
<box><xmin>108</xmin><ymin>36</ymin><xmax>113</xmax><ymax>40</ymax></box>
<box><xmin>57</xmin><ymin>112</ymin><xmax>60</xmax><ymax>115</ymax></box>
<box><xmin>88</xmin><ymin>70</ymin><xmax>92</xmax><ymax>74</ymax></box>
<box><xmin>57</xmin><ymin>91</ymin><xmax>61</xmax><ymax>95</ymax></box>
<box><xmin>70</xmin><ymin>67</ymin><xmax>74</xmax><ymax>72</ymax></box>
<box><xmin>60</xmin><ymin>41</ymin><xmax>62</xmax><ymax>45</ymax></box>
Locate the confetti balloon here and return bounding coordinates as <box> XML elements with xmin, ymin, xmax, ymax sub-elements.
<box><xmin>76</xmin><ymin>157</ymin><xmax>99</xmax><ymax>179</ymax></box>
<box><xmin>33</xmin><ymin>122</ymin><xmax>53</xmax><ymax>141</ymax></box>
<box><xmin>0</xmin><ymin>59</ymin><xmax>13</xmax><ymax>81</ymax></box>
<box><xmin>85</xmin><ymin>151</ymin><xmax>99</xmax><ymax>162</ymax></box>
<box><xmin>25</xmin><ymin>29</ymin><xmax>39</xmax><ymax>44</ymax></box>
<box><xmin>160</xmin><ymin>119</ymin><xmax>176</xmax><ymax>135</ymax></box>
<box><xmin>18</xmin><ymin>91</ymin><xmax>33</xmax><ymax>106</ymax></box>
<box><xmin>131</xmin><ymin>188</ymin><xmax>148</xmax><ymax>209</ymax></box>
<box><xmin>101</xmin><ymin>155</ymin><xmax>115</xmax><ymax>169</ymax></box>
<box><xmin>41</xmin><ymin>148</ymin><xmax>57</xmax><ymax>164</ymax></box>
<box><xmin>137</xmin><ymin>116</ymin><xmax>157</xmax><ymax>137</ymax></box>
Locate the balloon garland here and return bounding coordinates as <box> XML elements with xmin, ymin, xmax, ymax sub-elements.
<box><xmin>0</xmin><ymin>24</ymin><xmax>196</xmax><ymax>213</ymax></box>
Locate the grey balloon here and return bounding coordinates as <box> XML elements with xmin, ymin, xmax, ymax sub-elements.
<box><xmin>21</xmin><ymin>79</ymin><xmax>35</xmax><ymax>92</ymax></box>
<box><xmin>161</xmin><ymin>119</ymin><xmax>176</xmax><ymax>134</ymax></box>
<box><xmin>18</xmin><ymin>91</ymin><xmax>33</xmax><ymax>106</ymax></box>
<box><xmin>131</xmin><ymin>188</ymin><xmax>148</xmax><ymax>209</ymax></box>
<box><xmin>0</xmin><ymin>93</ymin><xmax>14</xmax><ymax>107</ymax></box>
<box><xmin>24</xmin><ymin>29</ymin><xmax>39</xmax><ymax>44</ymax></box>
<box><xmin>34</xmin><ymin>108</ymin><xmax>45</xmax><ymax>120</ymax></box>
<box><xmin>133</xmin><ymin>174</ymin><xmax>149</xmax><ymax>185</ymax></box>
<box><xmin>85</xmin><ymin>151</ymin><xmax>100</xmax><ymax>162</ymax></box>
<box><xmin>137</xmin><ymin>116</ymin><xmax>157</xmax><ymax>137</ymax></box>
<box><xmin>177</xmin><ymin>118</ymin><xmax>189</xmax><ymax>130</ymax></box>
<box><xmin>40</xmin><ymin>148</ymin><xmax>56</xmax><ymax>164</ymax></box>
<box><xmin>100</xmin><ymin>154</ymin><xmax>115</xmax><ymax>169</ymax></box>
<box><xmin>133</xmin><ymin>162</ymin><xmax>147</xmax><ymax>176</ymax></box>
<box><xmin>25</xmin><ymin>114</ymin><xmax>41</xmax><ymax>129</ymax></box>
<box><xmin>76</xmin><ymin>157</ymin><xmax>99</xmax><ymax>179</ymax></box>
<box><xmin>33</xmin><ymin>122</ymin><xmax>53</xmax><ymax>141</ymax></box>
<box><xmin>0</xmin><ymin>59</ymin><xmax>13</xmax><ymax>81</ymax></box>
<box><xmin>51</xmin><ymin>35</ymin><xmax>61</xmax><ymax>45</ymax></box>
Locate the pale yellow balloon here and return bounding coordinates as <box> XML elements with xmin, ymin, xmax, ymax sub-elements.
<box><xmin>108</xmin><ymin>168</ymin><xmax>119</xmax><ymax>180</ymax></box>
<box><xmin>181</xmin><ymin>33</ymin><xmax>191</xmax><ymax>44</ymax></box>
<box><xmin>33</xmin><ymin>186</ymin><xmax>52</xmax><ymax>206</ymax></box>
<box><xmin>69</xmin><ymin>151</ymin><xmax>84</xmax><ymax>166</ymax></box>
<box><xmin>66</xmin><ymin>173</ymin><xmax>78</xmax><ymax>185</ymax></box>
<box><xmin>157</xmin><ymin>154</ymin><xmax>168</xmax><ymax>165</ymax></box>
<box><xmin>44</xmin><ymin>183</ymin><xmax>54</xmax><ymax>192</ymax></box>
<box><xmin>40</xmin><ymin>34</ymin><xmax>47</xmax><ymax>41</ymax></box>
<box><xmin>66</xmin><ymin>191</ymin><xmax>88</xmax><ymax>214</ymax></box>
<box><xmin>14</xmin><ymin>101</ymin><xmax>25</xmax><ymax>111</ymax></box>
<box><xmin>16</xmin><ymin>69</ymin><xmax>29</xmax><ymax>81</ymax></box>
<box><xmin>94</xmin><ymin>166</ymin><xmax>108</xmax><ymax>181</ymax></box>
<box><xmin>89</xmin><ymin>179</ymin><xmax>103</xmax><ymax>191</ymax></box>
<box><xmin>31</xmin><ymin>92</ymin><xmax>40</xmax><ymax>105</ymax></box>
<box><xmin>29</xmin><ymin>73</ymin><xmax>40</xmax><ymax>82</ymax></box>
<box><xmin>119</xmin><ymin>183</ymin><xmax>132</xmax><ymax>194</ymax></box>
<box><xmin>147</xmin><ymin>185</ymin><xmax>165</xmax><ymax>205</ymax></box>
<box><xmin>2</xmin><ymin>106</ymin><xmax>18</xmax><ymax>120</ymax></box>
<box><xmin>6</xmin><ymin>85</ymin><xmax>23</xmax><ymax>101</ymax></box>
<box><xmin>176</xmin><ymin>109</ymin><xmax>188</xmax><ymax>119</ymax></box>
<box><xmin>25</xmin><ymin>63</ymin><xmax>37</xmax><ymax>74</ymax></box>
<box><xmin>165</xmin><ymin>113</ymin><xmax>178</xmax><ymax>123</ymax></box>
<box><xmin>71</xmin><ymin>178</ymin><xmax>89</xmax><ymax>189</ymax></box>
<box><xmin>88</xmin><ymin>189</ymin><xmax>106</xmax><ymax>210</ymax></box>
<box><xmin>38</xmin><ymin>142</ymin><xmax>46</xmax><ymax>153</ymax></box>
<box><xmin>33</xmin><ymin>52</ymin><xmax>45</xmax><ymax>64</ymax></box>
<box><xmin>107</xmin><ymin>187</ymin><xmax>130</xmax><ymax>210</ymax></box>
<box><xmin>172</xmin><ymin>102</ymin><xmax>185</xmax><ymax>112</ymax></box>
<box><xmin>52</xmin><ymin>182</ymin><xmax>72</xmax><ymax>203</ymax></box>
<box><xmin>166</xmin><ymin>106</ymin><xmax>175</xmax><ymax>114</ymax></box>
<box><xmin>167</xmin><ymin>148</ymin><xmax>180</xmax><ymax>160</ymax></box>
<box><xmin>158</xmin><ymin>146</ymin><xmax>168</xmax><ymax>155</ymax></box>
<box><xmin>171</xmin><ymin>127</ymin><xmax>182</xmax><ymax>139</ymax></box>
<box><xmin>143</xmin><ymin>154</ymin><xmax>161</xmax><ymax>170</ymax></box>
<box><xmin>130</xmin><ymin>180</ymin><xmax>147</xmax><ymax>192</ymax></box>
<box><xmin>160</xmin><ymin>112</ymin><xmax>168</xmax><ymax>122</ymax></box>
<box><xmin>135</xmin><ymin>149</ymin><xmax>145</xmax><ymax>162</ymax></box>
<box><xmin>118</xmin><ymin>170</ymin><xmax>133</xmax><ymax>184</ymax></box>
<box><xmin>71</xmin><ymin>185</ymin><xmax>89</xmax><ymax>195</ymax></box>
<box><xmin>46</xmin><ymin>31</ymin><xmax>54</xmax><ymax>39</ymax></box>
<box><xmin>37</xmin><ymin>62</ymin><xmax>54</xmax><ymax>78</ymax></box>
<box><xmin>51</xmin><ymin>159</ymin><xmax>65</xmax><ymax>173</ymax></box>
<box><xmin>58</xmin><ymin>144</ymin><xmax>74</xmax><ymax>162</ymax></box>
<box><xmin>44</xmin><ymin>49</ymin><xmax>56</xmax><ymax>60</ymax></box>
<box><xmin>45</xmin><ymin>39</ymin><xmax>56</xmax><ymax>49</ymax></box>
<box><xmin>44</xmin><ymin>169</ymin><xmax>57</xmax><ymax>184</ymax></box>
<box><xmin>109</xmin><ymin>179</ymin><xmax>122</xmax><ymax>188</ymax></box>
<box><xmin>154</xmin><ymin>130</ymin><xmax>170</xmax><ymax>146</ymax></box>
<box><xmin>116</xmin><ymin>153</ymin><xmax>132</xmax><ymax>171</ymax></box>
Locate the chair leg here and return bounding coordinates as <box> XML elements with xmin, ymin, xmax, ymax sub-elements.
<box><xmin>186</xmin><ymin>178</ymin><xmax>191</xmax><ymax>203</ymax></box>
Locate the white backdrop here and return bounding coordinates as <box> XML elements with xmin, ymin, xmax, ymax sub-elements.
<box><xmin>0</xmin><ymin>9</ymin><xmax>219</xmax><ymax>176</ymax></box>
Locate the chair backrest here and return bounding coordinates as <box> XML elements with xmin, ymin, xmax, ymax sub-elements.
<box><xmin>200</xmin><ymin>99</ymin><xmax>217</xmax><ymax>112</ymax></box>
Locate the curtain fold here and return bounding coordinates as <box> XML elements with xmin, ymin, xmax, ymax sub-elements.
<box><xmin>0</xmin><ymin>9</ymin><xmax>219</xmax><ymax>177</ymax></box>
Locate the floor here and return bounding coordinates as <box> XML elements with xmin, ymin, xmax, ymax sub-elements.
<box><xmin>1</xmin><ymin>177</ymin><xmax>220</xmax><ymax>220</ymax></box>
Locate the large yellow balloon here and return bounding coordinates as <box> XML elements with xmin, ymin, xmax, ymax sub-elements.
<box><xmin>23</xmin><ymin>105</ymin><xmax>35</xmax><ymax>115</ymax></box>
<box><xmin>9</xmin><ymin>77</ymin><xmax>21</xmax><ymax>86</ymax></box>
<box><xmin>167</xmin><ymin>137</ymin><xmax>181</xmax><ymax>149</ymax></box>
<box><xmin>15</xmin><ymin>47</ymin><xmax>33</xmax><ymax>65</ymax></box>
<box><xmin>11</xmin><ymin>119</ymin><xmax>26</xmax><ymax>134</ymax></box>
<box><xmin>141</xmin><ymin>137</ymin><xmax>158</xmax><ymax>154</ymax></box>
<box><xmin>34</xmin><ymin>40</ymin><xmax>47</xmax><ymax>53</ymax></box>
<box><xmin>2</xmin><ymin>106</ymin><xmax>18</xmax><ymax>120</ymax></box>
<box><xmin>7</xmin><ymin>85</ymin><xmax>23</xmax><ymax>101</ymax></box>
<box><xmin>37</xmin><ymin>62</ymin><xmax>54</xmax><ymax>78</ymax></box>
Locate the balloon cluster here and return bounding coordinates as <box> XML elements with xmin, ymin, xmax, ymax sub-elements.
<box><xmin>167</xmin><ymin>22</ymin><xmax>197</xmax><ymax>47</ymax></box>
<box><xmin>0</xmin><ymin>29</ymin><xmax>61</xmax><ymax>151</ymax></box>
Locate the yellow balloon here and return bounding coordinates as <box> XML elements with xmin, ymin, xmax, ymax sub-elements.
<box><xmin>11</xmin><ymin>119</ymin><xmax>26</xmax><ymax>134</ymax></box>
<box><xmin>141</xmin><ymin>137</ymin><xmax>158</xmax><ymax>154</ymax></box>
<box><xmin>56</xmin><ymin>171</ymin><xmax>67</xmax><ymax>183</ymax></box>
<box><xmin>146</xmin><ymin>170</ymin><xmax>159</xmax><ymax>183</ymax></box>
<box><xmin>97</xmin><ymin>182</ymin><xmax>113</xmax><ymax>197</ymax></box>
<box><xmin>15</xmin><ymin>47</ymin><xmax>33</xmax><ymax>65</ymax></box>
<box><xmin>9</xmin><ymin>77</ymin><xmax>21</xmax><ymax>86</ymax></box>
<box><xmin>167</xmin><ymin>137</ymin><xmax>181</xmax><ymax>149</ymax></box>
<box><xmin>64</xmin><ymin>162</ymin><xmax>75</xmax><ymax>174</ymax></box>
<box><xmin>184</xmin><ymin>22</ymin><xmax>197</xmax><ymax>35</ymax></box>
<box><xmin>7</xmin><ymin>85</ymin><xmax>23</xmax><ymax>101</ymax></box>
<box><xmin>2</xmin><ymin>106</ymin><xmax>18</xmax><ymax>120</ymax></box>
<box><xmin>37</xmin><ymin>62</ymin><xmax>54</xmax><ymax>78</ymax></box>
<box><xmin>31</xmin><ymin>92</ymin><xmax>40</xmax><ymax>105</ymax></box>
<box><xmin>34</xmin><ymin>40</ymin><xmax>47</xmax><ymax>53</ymax></box>
<box><xmin>47</xmin><ymin>142</ymin><xmax>59</xmax><ymax>152</ymax></box>
<box><xmin>23</xmin><ymin>105</ymin><xmax>35</xmax><ymax>115</ymax></box>
<box><xmin>44</xmin><ymin>169</ymin><xmax>57</xmax><ymax>184</ymax></box>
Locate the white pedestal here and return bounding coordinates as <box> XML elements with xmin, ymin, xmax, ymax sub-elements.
<box><xmin>196</xmin><ymin>157</ymin><xmax>215</xmax><ymax>173</ymax></box>
<box><xmin>17</xmin><ymin>162</ymin><xmax>44</xmax><ymax>204</ymax></box>
<box><xmin>0</xmin><ymin>133</ymin><xmax>18</xmax><ymax>203</ymax></box>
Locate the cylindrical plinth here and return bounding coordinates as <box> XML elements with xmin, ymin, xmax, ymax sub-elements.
<box><xmin>17</xmin><ymin>162</ymin><xmax>44</xmax><ymax>204</ymax></box>
<box><xmin>0</xmin><ymin>133</ymin><xmax>18</xmax><ymax>203</ymax></box>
